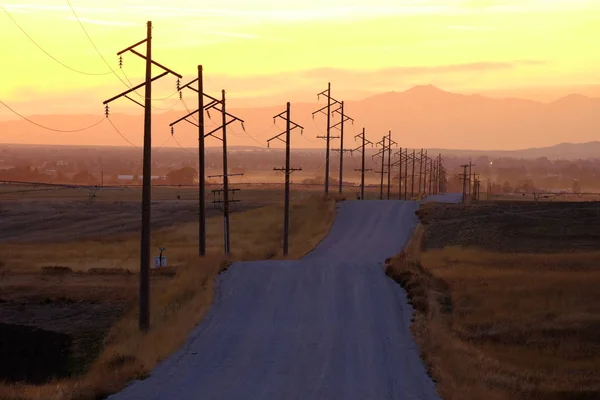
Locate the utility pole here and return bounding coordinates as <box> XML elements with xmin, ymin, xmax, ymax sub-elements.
<box><xmin>411</xmin><ymin>149</ymin><xmax>416</xmax><ymax>199</ymax></box>
<box><xmin>418</xmin><ymin>149</ymin><xmax>424</xmax><ymax>197</ymax></box>
<box><xmin>103</xmin><ymin>21</ymin><xmax>182</xmax><ymax>333</ymax></box>
<box><xmin>423</xmin><ymin>151</ymin><xmax>428</xmax><ymax>197</ymax></box>
<box><xmin>467</xmin><ymin>161</ymin><xmax>474</xmax><ymax>198</ymax></box>
<box><xmin>353</xmin><ymin>128</ymin><xmax>373</xmax><ymax>200</ymax></box>
<box><xmin>171</xmin><ymin>68</ymin><xmax>245</xmax><ymax>256</ymax></box>
<box><xmin>374</xmin><ymin>136</ymin><xmax>387</xmax><ymax>200</ymax></box>
<box><xmin>268</xmin><ymin>102</ymin><xmax>304</xmax><ymax>256</ymax></box>
<box><xmin>169</xmin><ymin>65</ymin><xmax>211</xmax><ymax>256</ymax></box>
<box><xmin>437</xmin><ymin>153</ymin><xmax>445</xmax><ymax>193</ymax></box>
<box><xmin>393</xmin><ymin>147</ymin><xmax>403</xmax><ymax>200</ymax></box>
<box><xmin>312</xmin><ymin>83</ymin><xmax>340</xmax><ymax>196</ymax></box>
<box><xmin>331</xmin><ymin>101</ymin><xmax>354</xmax><ymax>193</ymax></box>
<box><xmin>180</xmin><ymin>89</ymin><xmax>244</xmax><ymax>256</ymax></box>
<box><xmin>460</xmin><ymin>164</ymin><xmax>469</xmax><ymax>203</ymax></box>
<box><xmin>403</xmin><ymin>148</ymin><xmax>409</xmax><ymax>200</ymax></box>
<box><xmin>387</xmin><ymin>131</ymin><xmax>397</xmax><ymax>200</ymax></box>
<box><xmin>428</xmin><ymin>158</ymin><xmax>434</xmax><ymax>195</ymax></box>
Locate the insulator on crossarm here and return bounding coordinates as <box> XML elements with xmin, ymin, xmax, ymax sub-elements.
<box><xmin>267</xmin><ymin>141</ymin><xmax>270</xmax><ymax>148</ymax></box>
<box><xmin>207</xmin><ymin>110</ymin><xmax>211</xmax><ymax>119</ymax></box>
<box><xmin>300</xmin><ymin>129</ymin><xmax>304</xmax><ymax>135</ymax></box>
<box><xmin>176</xmin><ymin>78</ymin><xmax>180</xmax><ymax>92</ymax></box>
<box><xmin>241</xmin><ymin>122</ymin><xmax>246</xmax><ymax>131</ymax></box>
<box><xmin>179</xmin><ymin>91</ymin><xmax>182</xmax><ymax>100</ymax></box>
<box><xmin>171</xmin><ymin>126</ymin><xmax>174</xmax><ymax>135</ymax></box>
<box><xmin>104</xmin><ymin>105</ymin><xmax>109</xmax><ymax>118</ymax></box>
<box><xmin>119</xmin><ymin>56</ymin><xmax>123</xmax><ymax>69</ymax></box>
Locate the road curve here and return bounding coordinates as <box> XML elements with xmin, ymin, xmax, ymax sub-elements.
<box><xmin>108</xmin><ymin>197</ymin><xmax>457</xmax><ymax>400</ymax></box>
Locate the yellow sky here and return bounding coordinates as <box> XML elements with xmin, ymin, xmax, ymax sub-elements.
<box><xmin>1</xmin><ymin>0</ymin><xmax>600</xmax><ymax>117</ymax></box>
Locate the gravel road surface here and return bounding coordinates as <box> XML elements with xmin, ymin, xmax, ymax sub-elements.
<box><xmin>109</xmin><ymin>198</ymin><xmax>455</xmax><ymax>400</ymax></box>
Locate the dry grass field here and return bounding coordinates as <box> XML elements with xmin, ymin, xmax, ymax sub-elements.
<box><xmin>0</xmin><ymin>187</ymin><xmax>340</xmax><ymax>400</ymax></box>
<box><xmin>387</xmin><ymin>201</ymin><xmax>600</xmax><ymax>400</ymax></box>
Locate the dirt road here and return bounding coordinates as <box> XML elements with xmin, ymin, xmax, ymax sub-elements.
<box><xmin>108</xmin><ymin>199</ymin><xmax>454</xmax><ymax>400</ymax></box>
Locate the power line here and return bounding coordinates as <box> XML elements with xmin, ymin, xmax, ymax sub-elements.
<box><xmin>1</xmin><ymin>5</ymin><xmax>113</xmax><ymax>76</ymax></box>
<box><xmin>65</xmin><ymin>0</ymin><xmax>132</xmax><ymax>88</ymax></box>
<box><xmin>66</xmin><ymin>1</ymin><xmax>181</xmax><ymax>104</ymax></box>
<box><xmin>0</xmin><ymin>99</ymin><xmax>106</xmax><ymax>132</ymax></box>
<box><xmin>106</xmin><ymin>117</ymin><xmax>140</xmax><ymax>148</ymax></box>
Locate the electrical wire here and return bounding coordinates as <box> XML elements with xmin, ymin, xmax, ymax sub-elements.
<box><xmin>66</xmin><ymin>0</ymin><xmax>182</xmax><ymax>104</ymax></box>
<box><xmin>65</xmin><ymin>0</ymin><xmax>133</xmax><ymax>88</ymax></box>
<box><xmin>106</xmin><ymin>116</ymin><xmax>140</xmax><ymax>148</ymax></box>
<box><xmin>0</xmin><ymin>99</ymin><xmax>106</xmax><ymax>132</ymax></box>
<box><xmin>1</xmin><ymin>5</ymin><xmax>113</xmax><ymax>76</ymax></box>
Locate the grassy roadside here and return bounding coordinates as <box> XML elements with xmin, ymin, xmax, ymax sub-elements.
<box><xmin>386</xmin><ymin>203</ymin><xmax>600</xmax><ymax>400</ymax></box>
<box><xmin>0</xmin><ymin>194</ymin><xmax>340</xmax><ymax>400</ymax></box>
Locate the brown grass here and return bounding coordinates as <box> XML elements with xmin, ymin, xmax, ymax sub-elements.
<box><xmin>386</xmin><ymin>204</ymin><xmax>600</xmax><ymax>400</ymax></box>
<box><xmin>0</xmin><ymin>194</ymin><xmax>338</xmax><ymax>400</ymax></box>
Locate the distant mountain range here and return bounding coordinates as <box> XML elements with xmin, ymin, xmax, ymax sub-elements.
<box><xmin>2</xmin><ymin>85</ymin><xmax>600</xmax><ymax>157</ymax></box>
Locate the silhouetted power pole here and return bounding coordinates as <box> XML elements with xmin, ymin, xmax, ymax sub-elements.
<box><xmin>331</xmin><ymin>101</ymin><xmax>354</xmax><ymax>193</ymax></box>
<box><xmin>169</xmin><ymin>65</ymin><xmax>208</xmax><ymax>256</ymax></box>
<box><xmin>411</xmin><ymin>149</ymin><xmax>416</xmax><ymax>198</ymax></box>
<box><xmin>204</xmin><ymin>90</ymin><xmax>245</xmax><ymax>255</ymax></box>
<box><xmin>353</xmin><ymin>128</ymin><xmax>373</xmax><ymax>200</ymax></box>
<box><xmin>103</xmin><ymin>21</ymin><xmax>182</xmax><ymax>333</ymax></box>
<box><xmin>374</xmin><ymin>136</ymin><xmax>387</xmax><ymax>200</ymax></box>
<box><xmin>460</xmin><ymin>164</ymin><xmax>470</xmax><ymax>203</ymax></box>
<box><xmin>312</xmin><ymin>83</ymin><xmax>340</xmax><ymax>195</ymax></box>
<box><xmin>268</xmin><ymin>102</ymin><xmax>304</xmax><ymax>256</ymax></box>
<box><xmin>467</xmin><ymin>161</ymin><xmax>474</xmax><ymax>198</ymax></box>
<box><xmin>402</xmin><ymin>148</ymin><xmax>410</xmax><ymax>200</ymax></box>
<box><xmin>171</xmin><ymin>83</ymin><xmax>244</xmax><ymax>256</ymax></box>
<box><xmin>386</xmin><ymin>131</ymin><xmax>397</xmax><ymax>200</ymax></box>
<box><xmin>428</xmin><ymin>157</ymin><xmax>434</xmax><ymax>195</ymax></box>
<box><xmin>393</xmin><ymin>147</ymin><xmax>404</xmax><ymax>200</ymax></box>
<box><xmin>417</xmin><ymin>149</ymin><xmax>425</xmax><ymax>197</ymax></box>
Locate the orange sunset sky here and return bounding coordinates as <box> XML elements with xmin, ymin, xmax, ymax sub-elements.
<box><xmin>1</xmin><ymin>0</ymin><xmax>600</xmax><ymax>148</ymax></box>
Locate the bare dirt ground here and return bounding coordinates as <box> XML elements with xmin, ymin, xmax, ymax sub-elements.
<box><xmin>422</xmin><ymin>200</ymin><xmax>600</xmax><ymax>253</ymax></box>
<box><xmin>389</xmin><ymin>200</ymin><xmax>600</xmax><ymax>400</ymax></box>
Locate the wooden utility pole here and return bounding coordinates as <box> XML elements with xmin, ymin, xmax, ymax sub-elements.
<box><xmin>269</xmin><ymin>102</ymin><xmax>303</xmax><ymax>255</ymax></box>
<box><xmin>374</xmin><ymin>136</ymin><xmax>387</xmax><ymax>200</ymax></box>
<box><xmin>386</xmin><ymin>131</ymin><xmax>397</xmax><ymax>200</ymax></box>
<box><xmin>171</xmin><ymin>66</ymin><xmax>245</xmax><ymax>256</ymax></box>
<box><xmin>312</xmin><ymin>83</ymin><xmax>340</xmax><ymax>195</ymax></box>
<box><xmin>394</xmin><ymin>147</ymin><xmax>403</xmax><ymax>200</ymax></box>
<box><xmin>103</xmin><ymin>21</ymin><xmax>182</xmax><ymax>332</ymax></box>
<box><xmin>428</xmin><ymin>157</ymin><xmax>434</xmax><ymax>195</ymax></box>
<box><xmin>423</xmin><ymin>151</ymin><xmax>428</xmax><ymax>197</ymax></box>
<box><xmin>353</xmin><ymin>128</ymin><xmax>373</xmax><ymax>200</ymax></box>
<box><xmin>331</xmin><ymin>101</ymin><xmax>354</xmax><ymax>193</ymax></box>
<box><xmin>417</xmin><ymin>149</ymin><xmax>424</xmax><ymax>196</ymax></box>
<box><xmin>411</xmin><ymin>149</ymin><xmax>416</xmax><ymax>198</ymax></box>
<box><xmin>403</xmin><ymin>148</ymin><xmax>409</xmax><ymax>200</ymax></box>
<box><xmin>460</xmin><ymin>164</ymin><xmax>470</xmax><ymax>203</ymax></box>
<box><xmin>197</xmin><ymin>66</ymin><xmax>205</xmax><ymax>256</ymax></box>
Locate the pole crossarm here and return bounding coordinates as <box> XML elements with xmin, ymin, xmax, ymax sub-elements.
<box><xmin>331</xmin><ymin>115</ymin><xmax>354</xmax><ymax>130</ymax></box>
<box><xmin>103</xmin><ymin>71</ymin><xmax>169</xmax><ymax>106</ymax></box>
<box><xmin>128</xmin><ymin>49</ymin><xmax>182</xmax><ymax>78</ymax></box>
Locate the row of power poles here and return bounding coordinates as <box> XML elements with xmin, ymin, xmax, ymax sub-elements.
<box><xmin>103</xmin><ymin>23</ymin><xmax>449</xmax><ymax>332</ymax></box>
<box><xmin>311</xmin><ymin>84</ymin><xmax>448</xmax><ymax>200</ymax></box>
<box><xmin>104</xmin><ymin>22</ymin><xmax>247</xmax><ymax>332</ymax></box>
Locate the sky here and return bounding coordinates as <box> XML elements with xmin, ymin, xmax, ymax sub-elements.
<box><xmin>1</xmin><ymin>0</ymin><xmax>600</xmax><ymax>119</ymax></box>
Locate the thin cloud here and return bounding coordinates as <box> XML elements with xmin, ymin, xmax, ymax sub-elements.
<box><xmin>66</xmin><ymin>16</ymin><xmax>138</xmax><ymax>27</ymax></box>
<box><xmin>447</xmin><ymin>25</ymin><xmax>497</xmax><ymax>31</ymax></box>
<box><xmin>203</xmin><ymin>30</ymin><xmax>259</xmax><ymax>39</ymax></box>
